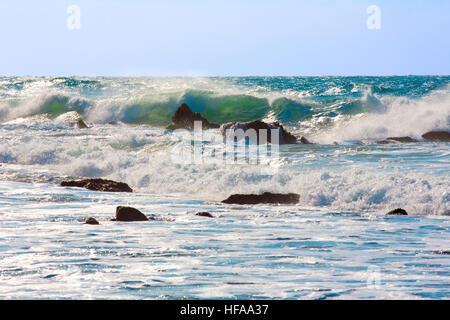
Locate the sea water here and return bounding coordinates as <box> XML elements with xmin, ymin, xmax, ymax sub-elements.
<box><xmin>0</xmin><ymin>76</ymin><xmax>449</xmax><ymax>299</ymax></box>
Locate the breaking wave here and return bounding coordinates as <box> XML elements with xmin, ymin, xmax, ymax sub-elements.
<box><xmin>0</xmin><ymin>76</ymin><xmax>449</xmax><ymax>215</ymax></box>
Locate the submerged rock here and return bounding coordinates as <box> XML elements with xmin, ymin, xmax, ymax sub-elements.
<box><xmin>376</xmin><ymin>139</ymin><xmax>395</xmax><ymax>145</ymax></box>
<box><xmin>220</xmin><ymin>120</ymin><xmax>299</xmax><ymax>144</ymax></box>
<box><xmin>77</xmin><ymin>119</ymin><xmax>88</xmax><ymax>129</ymax></box>
<box><xmin>421</xmin><ymin>131</ymin><xmax>450</xmax><ymax>142</ymax></box>
<box><xmin>222</xmin><ymin>192</ymin><xmax>300</xmax><ymax>205</ymax></box>
<box><xmin>386</xmin><ymin>208</ymin><xmax>408</xmax><ymax>215</ymax></box>
<box><xmin>60</xmin><ymin>178</ymin><xmax>133</xmax><ymax>193</ymax></box>
<box><xmin>386</xmin><ymin>136</ymin><xmax>419</xmax><ymax>143</ymax></box>
<box><xmin>196</xmin><ymin>212</ymin><xmax>214</xmax><ymax>218</ymax></box>
<box><xmin>113</xmin><ymin>206</ymin><xmax>149</xmax><ymax>222</ymax></box>
<box><xmin>166</xmin><ymin>103</ymin><xmax>220</xmax><ymax>130</ymax></box>
<box><xmin>433</xmin><ymin>250</ymin><xmax>450</xmax><ymax>255</ymax></box>
<box><xmin>377</xmin><ymin>136</ymin><xmax>419</xmax><ymax>144</ymax></box>
<box><xmin>84</xmin><ymin>217</ymin><xmax>99</xmax><ymax>225</ymax></box>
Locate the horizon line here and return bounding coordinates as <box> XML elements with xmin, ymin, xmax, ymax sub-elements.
<box><xmin>1</xmin><ymin>74</ymin><xmax>450</xmax><ymax>78</ymax></box>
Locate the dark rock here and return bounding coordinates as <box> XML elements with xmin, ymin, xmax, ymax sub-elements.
<box><xmin>222</xmin><ymin>192</ymin><xmax>300</xmax><ymax>205</ymax></box>
<box><xmin>166</xmin><ymin>103</ymin><xmax>220</xmax><ymax>130</ymax></box>
<box><xmin>84</xmin><ymin>217</ymin><xmax>99</xmax><ymax>225</ymax></box>
<box><xmin>196</xmin><ymin>212</ymin><xmax>214</xmax><ymax>218</ymax></box>
<box><xmin>77</xmin><ymin>119</ymin><xmax>88</xmax><ymax>129</ymax></box>
<box><xmin>386</xmin><ymin>136</ymin><xmax>419</xmax><ymax>143</ymax></box>
<box><xmin>299</xmin><ymin>136</ymin><xmax>313</xmax><ymax>144</ymax></box>
<box><xmin>107</xmin><ymin>121</ymin><xmax>118</xmax><ymax>125</ymax></box>
<box><xmin>114</xmin><ymin>206</ymin><xmax>149</xmax><ymax>222</ymax></box>
<box><xmin>60</xmin><ymin>178</ymin><xmax>133</xmax><ymax>193</ymax></box>
<box><xmin>433</xmin><ymin>250</ymin><xmax>450</xmax><ymax>255</ymax></box>
<box><xmin>376</xmin><ymin>140</ymin><xmax>395</xmax><ymax>144</ymax></box>
<box><xmin>377</xmin><ymin>137</ymin><xmax>419</xmax><ymax>144</ymax></box>
<box><xmin>386</xmin><ymin>208</ymin><xmax>408</xmax><ymax>215</ymax></box>
<box><xmin>421</xmin><ymin>131</ymin><xmax>450</xmax><ymax>142</ymax></box>
<box><xmin>220</xmin><ymin>120</ymin><xmax>299</xmax><ymax>144</ymax></box>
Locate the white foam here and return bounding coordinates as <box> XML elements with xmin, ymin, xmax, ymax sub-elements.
<box><xmin>0</xmin><ymin>121</ymin><xmax>448</xmax><ymax>215</ymax></box>
<box><xmin>310</xmin><ymin>86</ymin><xmax>450</xmax><ymax>143</ymax></box>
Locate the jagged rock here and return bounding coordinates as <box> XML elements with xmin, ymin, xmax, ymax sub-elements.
<box><xmin>166</xmin><ymin>103</ymin><xmax>220</xmax><ymax>130</ymax></box>
<box><xmin>60</xmin><ymin>178</ymin><xmax>133</xmax><ymax>193</ymax></box>
<box><xmin>77</xmin><ymin>119</ymin><xmax>88</xmax><ymax>128</ymax></box>
<box><xmin>84</xmin><ymin>217</ymin><xmax>99</xmax><ymax>225</ymax></box>
<box><xmin>113</xmin><ymin>206</ymin><xmax>149</xmax><ymax>222</ymax></box>
<box><xmin>220</xmin><ymin>120</ymin><xmax>299</xmax><ymax>144</ymax></box>
<box><xmin>196</xmin><ymin>212</ymin><xmax>214</xmax><ymax>218</ymax></box>
<box><xmin>222</xmin><ymin>192</ymin><xmax>300</xmax><ymax>205</ymax></box>
<box><xmin>386</xmin><ymin>208</ymin><xmax>408</xmax><ymax>215</ymax></box>
<box><xmin>422</xmin><ymin>131</ymin><xmax>450</xmax><ymax>142</ymax></box>
<box><xmin>299</xmin><ymin>136</ymin><xmax>312</xmax><ymax>144</ymax></box>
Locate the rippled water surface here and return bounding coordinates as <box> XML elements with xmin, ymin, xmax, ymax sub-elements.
<box><xmin>0</xmin><ymin>182</ymin><xmax>449</xmax><ymax>299</ymax></box>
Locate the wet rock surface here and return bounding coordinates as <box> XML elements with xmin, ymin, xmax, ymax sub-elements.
<box><xmin>386</xmin><ymin>208</ymin><xmax>408</xmax><ymax>215</ymax></box>
<box><xmin>166</xmin><ymin>103</ymin><xmax>220</xmax><ymax>130</ymax></box>
<box><xmin>222</xmin><ymin>192</ymin><xmax>300</xmax><ymax>205</ymax></box>
<box><xmin>113</xmin><ymin>206</ymin><xmax>149</xmax><ymax>222</ymax></box>
<box><xmin>84</xmin><ymin>217</ymin><xmax>99</xmax><ymax>225</ymax></box>
<box><xmin>421</xmin><ymin>131</ymin><xmax>450</xmax><ymax>142</ymax></box>
<box><xmin>386</xmin><ymin>136</ymin><xmax>419</xmax><ymax>143</ymax></box>
<box><xmin>77</xmin><ymin>119</ymin><xmax>88</xmax><ymax>128</ymax></box>
<box><xmin>195</xmin><ymin>212</ymin><xmax>214</xmax><ymax>218</ymax></box>
<box><xmin>299</xmin><ymin>136</ymin><xmax>313</xmax><ymax>144</ymax></box>
<box><xmin>60</xmin><ymin>179</ymin><xmax>133</xmax><ymax>193</ymax></box>
<box><xmin>220</xmin><ymin>120</ymin><xmax>299</xmax><ymax>144</ymax></box>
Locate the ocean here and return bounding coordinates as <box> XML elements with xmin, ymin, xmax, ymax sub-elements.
<box><xmin>0</xmin><ymin>76</ymin><xmax>449</xmax><ymax>299</ymax></box>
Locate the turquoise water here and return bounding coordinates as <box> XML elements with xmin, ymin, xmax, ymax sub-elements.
<box><xmin>0</xmin><ymin>76</ymin><xmax>449</xmax><ymax>299</ymax></box>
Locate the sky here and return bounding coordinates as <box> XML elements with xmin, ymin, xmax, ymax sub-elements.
<box><xmin>0</xmin><ymin>0</ymin><xmax>449</xmax><ymax>76</ymax></box>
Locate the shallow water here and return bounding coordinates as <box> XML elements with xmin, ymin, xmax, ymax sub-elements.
<box><xmin>0</xmin><ymin>181</ymin><xmax>449</xmax><ymax>299</ymax></box>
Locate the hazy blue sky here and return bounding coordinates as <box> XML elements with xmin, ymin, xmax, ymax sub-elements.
<box><xmin>0</xmin><ymin>0</ymin><xmax>449</xmax><ymax>76</ymax></box>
